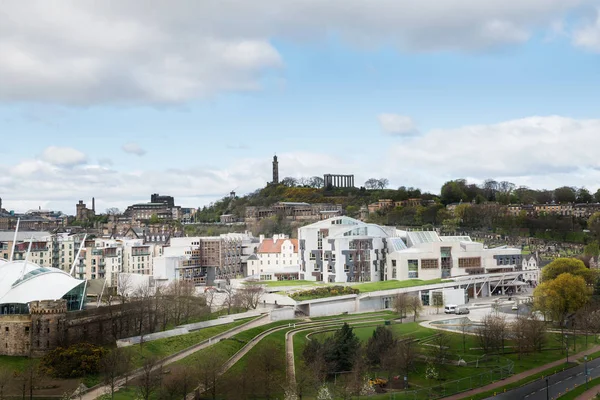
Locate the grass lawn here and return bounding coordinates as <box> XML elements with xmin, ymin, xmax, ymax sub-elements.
<box><xmin>251</xmin><ymin>280</ymin><xmax>323</xmax><ymax>287</ymax></box>
<box><xmin>352</xmin><ymin>278</ymin><xmax>449</xmax><ymax>293</ymax></box>
<box><xmin>126</xmin><ymin>317</ymin><xmax>255</xmax><ymax>368</ymax></box>
<box><xmin>0</xmin><ymin>355</ymin><xmax>34</xmax><ymax>373</ymax></box>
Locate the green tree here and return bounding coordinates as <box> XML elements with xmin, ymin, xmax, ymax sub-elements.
<box><xmin>554</xmin><ymin>186</ymin><xmax>577</xmax><ymax>204</ymax></box>
<box><xmin>534</xmin><ymin>273</ymin><xmax>590</xmax><ymax>326</ymax></box>
<box><xmin>148</xmin><ymin>213</ymin><xmax>160</xmax><ymax>224</ymax></box>
<box><xmin>577</xmin><ymin>188</ymin><xmax>594</xmax><ymax>203</ymax></box>
<box><xmin>589</xmin><ymin>212</ymin><xmax>600</xmax><ymax>239</ymax></box>
<box><xmin>366</xmin><ymin>326</ymin><xmax>396</xmax><ymax>367</ymax></box>
<box><xmin>541</xmin><ymin>258</ymin><xmax>596</xmax><ymax>285</ymax></box>
<box><xmin>440</xmin><ymin>180</ymin><xmax>467</xmax><ymax>205</ymax></box>
<box><xmin>325</xmin><ymin>323</ymin><xmax>361</xmax><ymax>373</ymax></box>
<box><xmin>585</xmin><ymin>242</ymin><xmax>600</xmax><ymax>258</ymax></box>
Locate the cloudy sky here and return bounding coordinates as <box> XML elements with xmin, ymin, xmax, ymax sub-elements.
<box><xmin>2</xmin><ymin>0</ymin><xmax>600</xmax><ymax>214</ymax></box>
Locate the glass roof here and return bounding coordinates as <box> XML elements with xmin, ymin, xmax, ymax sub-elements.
<box><xmin>389</xmin><ymin>238</ymin><xmax>408</xmax><ymax>252</ymax></box>
<box><xmin>11</xmin><ymin>267</ymin><xmax>54</xmax><ymax>288</ymax></box>
<box><xmin>407</xmin><ymin>231</ymin><xmax>441</xmax><ymax>246</ymax></box>
<box><xmin>440</xmin><ymin>236</ymin><xmax>472</xmax><ymax>242</ymax></box>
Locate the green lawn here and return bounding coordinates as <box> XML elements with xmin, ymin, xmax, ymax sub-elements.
<box><xmin>0</xmin><ymin>355</ymin><xmax>34</xmax><ymax>373</ymax></box>
<box><xmin>352</xmin><ymin>278</ymin><xmax>449</xmax><ymax>293</ymax></box>
<box><xmin>251</xmin><ymin>280</ymin><xmax>323</xmax><ymax>287</ymax></box>
<box><xmin>126</xmin><ymin>317</ymin><xmax>255</xmax><ymax>368</ymax></box>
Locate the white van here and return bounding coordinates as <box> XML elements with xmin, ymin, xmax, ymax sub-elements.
<box><xmin>444</xmin><ymin>304</ymin><xmax>457</xmax><ymax>314</ymax></box>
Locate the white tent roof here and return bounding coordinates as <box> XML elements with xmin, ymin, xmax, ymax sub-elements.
<box><xmin>0</xmin><ymin>261</ymin><xmax>84</xmax><ymax>305</ymax></box>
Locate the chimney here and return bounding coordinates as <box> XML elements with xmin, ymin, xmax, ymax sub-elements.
<box><xmin>92</xmin><ymin>197</ymin><xmax>95</xmax><ymax>213</ymax></box>
<box><xmin>259</xmin><ymin>234</ymin><xmax>264</xmax><ymax>243</ymax></box>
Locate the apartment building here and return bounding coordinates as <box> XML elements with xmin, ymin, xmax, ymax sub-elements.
<box><xmin>247</xmin><ymin>234</ymin><xmax>299</xmax><ymax>280</ymax></box>
<box><xmin>245</xmin><ymin>202</ymin><xmax>342</xmax><ymax>222</ymax></box>
<box><xmin>298</xmin><ymin>216</ymin><xmax>396</xmax><ymax>283</ymax></box>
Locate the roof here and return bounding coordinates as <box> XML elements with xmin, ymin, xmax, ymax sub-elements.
<box><xmin>389</xmin><ymin>238</ymin><xmax>408</xmax><ymax>251</ymax></box>
<box><xmin>258</xmin><ymin>238</ymin><xmax>298</xmax><ymax>253</ymax></box>
<box><xmin>440</xmin><ymin>236</ymin><xmax>472</xmax><ymax>242</ymax></box>
<box><xmin>0</xmin><ymin>231</ymin><xmax>52</xmax><ymax>242</ymax></box>
<box><xmin>406</xmin><ymin>231</ymin><xmax>441</xmax><ymax>246</ymax></box>
<box><xmin>0</xmin><ymin>261</ymin><xmax>84</xmax><ymax>305</ymax></box>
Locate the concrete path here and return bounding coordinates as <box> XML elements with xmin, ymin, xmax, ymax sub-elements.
<box><xmin>445</xmin><ymin>345</ymin><xmax>600</xmax><ymax>400</ymax></box>
<box><xmin>79</xmin><ymin>315</ymin><xmax>271</xmax><ymax>400</ymax></box>
<box><xmin>574</xmin><ymin>384</ymin><xmax>600</xmax><ymax>399</ymax></box>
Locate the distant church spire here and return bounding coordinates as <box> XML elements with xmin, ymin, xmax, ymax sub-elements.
<box><xmin>272</xmin><ymin>154</ymin><xmax>279</xmax><ymax>184</ymax></box>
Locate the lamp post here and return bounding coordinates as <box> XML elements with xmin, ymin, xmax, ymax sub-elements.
<box><xmin>565</xmin><ymin>334</ymin><xmax>569</xmax><ymax>363</ymax></box>
<box><xmin>585</xmin><ymin>355</ymin><xmax>589</xmax><ymax>389</ymax></box>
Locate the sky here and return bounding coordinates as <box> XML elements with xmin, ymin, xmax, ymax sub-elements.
<box><xmin>1</xmin><ymin>0</ymin><xmax>600</xmax><ymax>214</ymax></box>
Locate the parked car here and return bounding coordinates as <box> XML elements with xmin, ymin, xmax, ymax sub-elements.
<box><xmin>455</xmin><ymin>307</ymin><xmax>470</xmax><ymax>315</ymax></box>
<box><xmin>444</xmin><ymin>304</ymin><xmax>457</xmax><ymax>314</ymax></box>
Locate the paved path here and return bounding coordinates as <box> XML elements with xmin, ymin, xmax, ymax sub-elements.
<box><xmin>79</xmin><ymin>315</ymin><xmax>271</xmax><ymax>400</ymax></box>
<box><xmin>445</xmin><ymin>344</ymin><xmax>600</xmax><ymax>400</ymax></box>
<box><xmin>574</xmin><ymin>384</ymin><xmax>600</xmax><ymax>399</ymax></box>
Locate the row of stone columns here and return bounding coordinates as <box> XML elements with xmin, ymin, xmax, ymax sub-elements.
<box><xmin>325</xmin><ymin>174</ymin><xmax>354</xmax><ymax>188</ymax></box>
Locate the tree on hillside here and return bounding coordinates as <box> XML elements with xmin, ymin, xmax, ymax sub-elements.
<box><xmin>577</xmin><ymin>188</ymin><xmax>594</xmax><ymax>203</ymax></box>
<box><xmin>440</xmin><ymin>180</ymin><xmax>467</xmax><ymax>205</ymax></box>
<box><xmin>588</xmin><ymin>212</ymin><xmax>600</xmax><ymax>239</ymax></box>
<box><xmin>364</xmin><ymin>178</ymin><xmax>379</xmax><ymax>190</ymax></box>
<box><xmin>584</xmin><ymin>242</ymin><xmax>600</xmax><ymax>258</ymax></box>
<box><xmin>281</xmin><ymin>177</ymin><xmax>298</xmax><ymax>187</ymax></box>
<box><xmin>534</xmin><ymin>273</ymin><xmax>590</xmax><ymax>327</ymax></box>
<box><xmin>541</xmin><ymin>258</ymin><xmax>596</xmax><ymax>284</ymax></box>
<box><xmin>376</xmin><ymin>178</ymin><xmax>389</xmax><ymax>189</ymax></box>
<box><xmin>310</xmin><ymin>176</ymin><xmax>325</xmax><ymax>188</ymax></box>
<box><xmin>554</xmin><ymin>186</ymin><xmax>577</xmax><ymax>204</ymax></box>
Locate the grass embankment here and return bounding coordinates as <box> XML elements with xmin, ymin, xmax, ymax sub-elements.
<box><xmin>352</xmin><ymin>278</ymin><xmax>449</xmax><ymax>293</ymax></box>
<box><xmin>126</xmin><ymin>317</ymin><xmax>255</xmax><ymax>368</ymax></box>
<box><xmin>253</xmin><ymin>280</ymin><xmax>323</xmax><ymax>287</ymax></box>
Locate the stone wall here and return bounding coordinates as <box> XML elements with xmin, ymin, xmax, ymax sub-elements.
<box><xmin>1</xmin><ymin>299</ymin><xmax>157</xmax><ymax>357</ymax></box>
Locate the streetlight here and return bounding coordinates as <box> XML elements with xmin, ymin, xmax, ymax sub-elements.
<box><xmin>565</xmin><ymin>335</ymin><xmax>569</xmax><ymax>363</ymax></box>
<box><xmin>585</xmin><ymin>355</ymin><xmax>589</xmax><ymax>389</ymax></box>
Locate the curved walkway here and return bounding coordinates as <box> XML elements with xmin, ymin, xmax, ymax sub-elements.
<box><xmin>80</xmin><ymin>315</ymin><xmax>271</xmax><ymax>400</ymax></box>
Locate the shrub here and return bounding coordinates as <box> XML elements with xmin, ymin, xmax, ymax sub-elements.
<box><xmin>290</xmin><ymin>285</ymin><xmax>359</xmax><ymax>300</ymax></box>
<box><xmin>40</xmin><ymin>343</ymin><xmax>108</xmax><ymax>379</ymax></box>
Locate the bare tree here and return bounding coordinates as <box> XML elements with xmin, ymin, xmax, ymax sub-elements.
<box><xmin>238</xmin><ymin>283</ymin><xmax>265</xmax><ymax>310</ymax></box>
<box><xmin>396</xmin><ymin>337</ymin><xmax>418</xmax><ymax>387</ymax></box>
<box><xmin>476</xmin><ymin>314</ymin><xmax>508</xmax><ymax>354</ymax></box>
<box><xmin>222</xmin><ymin>283</ymin><xmax>241</xmax><ymax>315</ymax></box>
<box><xmin>138</xmin><ymin>356</ymin><xmax>162</xmax><ymax>400</ymax></box>
<box><xmin>409</xmin><ymin>295</ymin><xmax>423</xmax><ymax>322</ymax></box>
<box><xmin>105</xmin><ymin>207</ymin><xmax>121</xmax><ymax>216</ymax></box>
<box><xmin>430</xmin><ymin>332</ymin><xmax>451</xmax><ymax>365</ymax></box>
<box><xmin>393</xmin><ymin>293</ymin><xmax>410</xmax><ymax>323</ymax></box>
<box><xmin>310</xmin><ymin>176</ymin><xmax>324</xmax><ymax>188</ymax></box>
<box><xmin>161</xmin><ymin>365</ymin><xmax>195</xmax><ymax>400</ymax></box>
<box><xmin>459</xmin><ymin>318</ymin><xmax>470</xmax><ymax>354</ymax></box>
<box><xmin>204</xmin><ymin>288</ymin><xmax>217</xmax><ymax>312</ymax></box>
<box><xmin>116</xmin><ymin>273</ymin><xmax>133</xmax><ymax>304</ymax></box>
<box><xmin>101</xmin><ymin>348</ymin><xmax>128</xmax><ymax>399</ymax></box>
<box><xmin>197</xmin><ymin>352</ymin><xmax>226</xmax><ymax>399</ymax></box>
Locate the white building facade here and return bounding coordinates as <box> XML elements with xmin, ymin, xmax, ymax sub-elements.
<box><xmin>298</xmin><ymin>217</ymin><xmax>397</xmax><ymax>283</ymax></box>
<box><xmin>247</xmin><ymin>234</ymin><xmax>300</xmax><ymax>280</ymax></box>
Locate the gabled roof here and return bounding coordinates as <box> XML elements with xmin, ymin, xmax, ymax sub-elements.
<box><xmin>258</xmin><ymin>238</ymin><xmax>298</xmax><ymax>253</ymax></box>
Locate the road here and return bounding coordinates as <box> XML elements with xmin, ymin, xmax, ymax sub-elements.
<box><xmin>491</xmin><ymin>357</ymin><xmax>600</xmax><ymax>400</ymax></box>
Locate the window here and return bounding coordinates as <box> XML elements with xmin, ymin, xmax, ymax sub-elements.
<box><xmin>317</xmin><ymin>231</ymin><xmax>324</xmax><ymax>250</ymax></box>
<box><xmin>309</xmin><ymin>253</ymin><xmax>316</xmax><ymax>260</ymax></box>
<box><xmin>458</xmin><ymin>257</ymin><xmax>481</xmax><ymax>268</ymax></box>
<box><xmin>408</xmin><ymin>260</ymin><xmax>418</xmax><ymax>279</ymax></box>
<box><xmin>421</xmin><ymin>259</ymin><xmax>439</xmax><ymax>269</ymax></box>
<box><xmin>392</xmin><ymin>260</ymin><xmax>397</xmax><ymax>267</ymax></box>
<box><xmin>332</xmin><ymin>253</ymin><xmax>336</xmax><ymax>261</ymax></box>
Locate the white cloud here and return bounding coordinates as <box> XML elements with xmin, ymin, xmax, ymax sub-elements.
<box><xmin>378</xmin><ymin>114</ymin><xmax>418</xmax><ymax>136</ymax></box>
<box><xmin>3</xmin><ymin>116</ymin><xmax>600</xmax><ymax>213</ymax></box>
<box><xmin>40</xmin><ymin>146</ymin><xmax>87</xmax><ymax>167</ymax></box>
<box><xmin>572</xmin><ymin>8</ymin><xmax>600</xmax><ymax>52</ymax></box>
<box><xmin>386</xmin><ymin>115</ymin><xmax>600</xmax><ymax>191</ymax></box>
<box><xmin>0</xmin><ymin>0</ymin><xmax>590</xmax><ymax>105</ymax></box>
<box><xmin>122</xmin><ymin>142</ymin><xmax>146</xmax><ymax>156</ymax></box>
